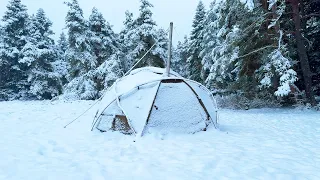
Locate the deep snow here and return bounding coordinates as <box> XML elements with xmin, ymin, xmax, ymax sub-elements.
<box><xmin>0</xmin><ymin>100</ymin><xmax>319</xmax><ymax>180</ymax></box>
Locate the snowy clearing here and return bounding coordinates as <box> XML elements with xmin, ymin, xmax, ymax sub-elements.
<box><xmin>0</xmin><ymin>100</ymin><xmax>319</xmax><ymax>180</ymax></box>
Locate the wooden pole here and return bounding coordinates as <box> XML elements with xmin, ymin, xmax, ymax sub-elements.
<box><xmin>166</xmin><ymin>22</ymin><xmax>173</xmax><ymax>76</ymax></box>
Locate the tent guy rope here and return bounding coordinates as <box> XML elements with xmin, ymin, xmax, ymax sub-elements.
<box><xmin>63</xmin><ymin>101</ymin><xmax>100</xmax><ymax>128</ymax></box>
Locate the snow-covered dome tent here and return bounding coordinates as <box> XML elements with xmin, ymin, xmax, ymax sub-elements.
<box><xmin>91</xmin><ymin>67</ymin><xmax>218</xmax><ymax>136</ymax></box>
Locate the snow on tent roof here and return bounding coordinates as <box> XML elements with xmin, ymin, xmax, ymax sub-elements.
<box><xmin>92</xmin><ymin>67</ymin><xmax>217</xmax><ymax>136</ymax></box>
<box><xmin>115</xmin><ymin>67</ymin><xmax>181</xmax><ymax>95</ymax></box>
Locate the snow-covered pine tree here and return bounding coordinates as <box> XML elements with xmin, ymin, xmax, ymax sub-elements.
<box><xmin>88</xmin><ymin>7</ymin><xmax>123</xmax><ymax>93</ymax></box>
<box><xmin>206</xmin><ymin>0</ymin><xmax>264</xmax><ymax>92</ymax></box>
<box><xmin>57</xmin><ymin>32</ymin><xmax>68</xmax><ymax>53</ymax></box>
<box><xmin>273</xmin><ymin>0</ymin><xmax>318</xmax><ymax>105</ymax></box>
<box><xmin>0</xmin><ymin>24</ymin><xmax>5</xmax><ymax>99</ymax></box>
<box><xmin>63</xmin><ymin>48</ymin><xmax>123</xmax><ymax>100</ymax></box>
<box><xmin>118</xmin><ymin>11</ymin><xmax>136</xmax><ymax>72</ymax></box>
<box><xmin>64</xmin><ymin>0</ymin><xmax>95</xmax><ymax>80</ymax></box>
<box><xmin>0</xmin><ymin>24</ymin><xmax>3</xmax><ymax>47</ymax></box>
<box><xmin>0</xmin><ymin>0</ymin><xmax>30</xmax><ymax>99</ymax></box>
<box><xmin>0</xmin><ymin>24</ymin><xmax>2</xmax><ymax>48</ymax></box>
<box><xmin>152</xmin><ymin>28</ymin><xmax>168</xmax><ymax>68</ymax></box>
<box><xmin>204</xmin><ymin>0</ymin><xmax>241</xmax><ymax>91</ymax></box>
<box><xmin>88</xmin><ymin>7</ymin><xmax>118</xmax><ymax>66</ymax></box>
<box><xmin>53</xmin><ymin>32</ymin><xmax>69</xmax><ymax>85</ymax></box>
<box><xmin>200</xmin><ymin>1</ymin><xmax>220</xmax><ymax>84</ymax></box>
<box><xmin>124</xmin><ymin>0</ymin><xmax>168</xmax><ymax>69</ymax></box>
<box><xmin>303</xmin><ymin>0</ymin><xmax>320</xmax><ymax>97</ymax></box>
<box><xmin>0</xmin><ymin>24</ymin><xmax>3</xmax><ymax>43</ymax></box>
<box><xmin>187</xmin><ymin>1</ymin><xmax>206</xmax><ymax>83</ymax></box>
<box><xmin>122</xmin><ymin>11</ymin><xmax>135</xmax><ymax>37</ymax></box>
<box><xmin>93</xmin><ymin>50</ymin><xmax>123</xmax><ymax>95</ymax></box>
<box><xmin>172</xmin><ymin>36</ymin><xmax>189</xmax><ymax>77</ymax></box>
<box><xmin>254</xmin><ymin>0</ymin><xmax>297</xmax><ymax>98</ymax></box>
<box><xmin>62</xmin><ymin>0</ymin><xmax>102</xmax><ymax>100</ymax></box>
<box><xmin>19</xmin><ymin>9</ymin><xmax>62</xmax><ymax>99</ymax></box>
<box><xmin>203</xmin><ymin>0</ymin><xmax>298</xmax><ymax>107</ymax></box>
<box><xmin>63</xmin><ymin>4</ymin><xmax>123</xmax><ymax>100</ymax></box>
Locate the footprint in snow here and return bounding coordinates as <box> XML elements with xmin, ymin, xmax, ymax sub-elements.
<box><xmin>47</xmin><ymin>140</ymin><xmax>67</xmax><ymax>153</ymax></box>
<box><xmin>37</xmin><ymin>145</ymin><xmax>47</xmax><ymax>156</ymax></box>
<box><xmin>48</xmin><ymin>140</ymin><xmax>57</xmax><ymax>146</ymax></box>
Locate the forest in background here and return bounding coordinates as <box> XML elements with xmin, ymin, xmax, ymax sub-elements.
<box><xmin>0</xmin><ymin>0</ymin><xmax>319</xmax><ymax>109</ymax></box>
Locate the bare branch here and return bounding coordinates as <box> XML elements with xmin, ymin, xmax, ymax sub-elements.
<box><xmin>303</xmin><ymin>13</ymin><xmax>320</xmax><ymax>18</ymax></box>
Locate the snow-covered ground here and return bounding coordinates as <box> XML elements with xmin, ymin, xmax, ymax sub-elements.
<box><xmin>0</xmin><ymin>100</ymin><xmax>319</xmax><ymax>180</ymax></box>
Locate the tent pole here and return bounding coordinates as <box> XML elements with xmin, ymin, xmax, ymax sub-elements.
<box><xmin>166</xmin><ymin>22</ymin><xmax>173</xmax><ymax>77</ymax></box>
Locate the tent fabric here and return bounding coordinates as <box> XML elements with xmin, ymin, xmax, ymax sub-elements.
<box><xmin>144</xmin><ymin>82</ymin><xmax>208</xmax><ymax>135</ymax></box>
<box><xmin>92</xmin><ymin>67</ymin><xmax>217</xmax><ymax>136</ymax></box>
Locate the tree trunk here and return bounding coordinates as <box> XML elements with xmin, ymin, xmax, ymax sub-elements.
<box><xmin>272</xmin><ymin>4</ymin><xmax>280</xmax><ymax>32</ymax></box>
<box><xmin>300</xmin><ymin>0</ymin><xmax>307</xmax><ymax>30</ymax></box>
<box><xmin>289</xmin><ymin>0</ymin><xmax>316</xmax><ymax>105</ymax></box>
<box><xmin>260</xmin><ymin>0</ymin><xmax>269</xmax><ymax>29</ymax></box>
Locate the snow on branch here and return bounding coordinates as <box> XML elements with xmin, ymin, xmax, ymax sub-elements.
<box><xmin>268</xmin><ymin>0</ymin><xmax>285</xmax><ymax>29</ymax></box>
<box><xmin>259</xmin><ymin>30</ymin><xmax>297</xmax><ymax>96</ymax></box>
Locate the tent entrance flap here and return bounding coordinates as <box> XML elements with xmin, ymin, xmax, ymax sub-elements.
<box><xmin>111</xmin><ymin>115</ymin><xmax>133</xmax><ymax>135</ymax></box>
<box><xmin>144</xmin><ymin>81</ymin><xmax>208</xmax><ymax>134</ymax></box>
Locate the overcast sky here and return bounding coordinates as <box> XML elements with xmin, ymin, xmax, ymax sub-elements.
<box><xmin>0</xmin><ymin>0</ymin><xmax>212</xmax><ymax>44</ymax></box>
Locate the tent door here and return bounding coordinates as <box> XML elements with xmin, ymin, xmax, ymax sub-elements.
<box><xmin>111</xmin><ymin>115</ymin><xmax>133</xmax><ymax>135</ymax></box>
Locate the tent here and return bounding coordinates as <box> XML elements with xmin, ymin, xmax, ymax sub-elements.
<box><xmin>91</xmin><ymin>67</ymin><xmax>218</xmax><ymax>136</ymax></box>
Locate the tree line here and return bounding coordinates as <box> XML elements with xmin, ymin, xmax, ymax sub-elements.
<box><xmin>0</xmin><ymin>0</ymin><xmax>319</xmax><ymax>108</ymax></box>
<box><xmin>173</xmin><ymin>0</ymin><xmax>319</xmax><ymax>108</ymax></box>
<box><xmin>0</xmin><ymin>0</ymin><xmax>168</xmax><ymax>100</ymax></box>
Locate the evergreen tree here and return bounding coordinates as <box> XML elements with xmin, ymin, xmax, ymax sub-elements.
<box><xmin>53</xmin><ymin>32</ymin><xmax>69</xmax><ymax>85</ymax></box>
<box><xmin>63</xmin><ymin>3</ymin><xmax>122</xmax><ymax>100</ymax></box>
<box><xmin>64</xmin><ymin>0</ymin><xmax>95</xmax><ymax>80</ymax></box>
<box><xmin>0</xmin><ymin>24</ymin><xmax>3</xmax><ymax>49</ymax></box>
<box><xmin>0</xmin><ymin>24</ymin><xmax>3</xmax><ymax>46</ymax></box>
<box><xmin>88</xmin><ymin>7</ymin><xmax>118</xmax><ymax>66</ymax></box>
<box><xmin>0</xmin><ymin>24</ymin><xmax>5</xmax><ymax>99</ymax></box>
<box><xmin>172</xmin><ymin>36</ymin><xmax>189</xmax><ymax>77</ymax></box>
<box><xmin>88</xmin><ymin>7</ymin><xmax>122</xmax><ymax>93</ymax></box>
<box><xmin>0</xmin><ymin>0</ymin><xmax>30</xmax><ymax>99</ymax></box>
<box><xmin>186</xmin><ymin>1</ymin><xmax>206</xmax><ymax>83</ymax></box>
<box><xmin>204</xmin><ymin>0</ymin><xmax>242</xmax><ymax>91</ymax></box>
<box><xmin>200</xmin><ymin>1</ymin><xmax>220</xmax><ymax>83</ymax></box>
<box><xmin>152</xmin><ymin>28</ymin><xmax>168</xmax><ymax>67</ymax></box>
<box><xmin>63</xmin><ymin>0</ymin><xmax>96</xmax><ymax>100</ymax></box>
<box><xmin>286</xmin><ymin>0</ymin><xmax>316</xmax><ymax>105</ymax></box>
<box><xmin>273</xmin><ymin>0</ymin><xmax>318</xmax><ymax>105</ymax></box>
<box><xmin>57</xmin><ymin>32</ymin><xmax>68</xmax><ymax>53</ymax></box>
<box><xmin>203</xmin><ymin>0</ymin><xmax>298</xmax><ymax>106</ymax></box>
<box><xmin>122</xmin><ymin>11</ymin><xmax>135</xmax><ymax>36</ymax></box>
<box><xmin>303</xmin><ymin>0</ymin><xmax>320</xmax><ymax>97</ymax></box>
<box><xmin>119</xmin><ymin>10</ymin><xmax>136</xmax><ymax>72</ymax></box>
<box><xmin>20</xmin><ymin>9</ymin><xmax>62</xmax><ymax>99</ymax></box>
<box><xmin>123</xmin><ymin>0</ymin><xmax>168</xmax><ymax>70</ymax></box>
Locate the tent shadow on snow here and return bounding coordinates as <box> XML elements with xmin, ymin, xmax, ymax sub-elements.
<box><xmin>91</xmin><ymin>67</ymin><xmax>218</xmax><ymax>136</ymax></box>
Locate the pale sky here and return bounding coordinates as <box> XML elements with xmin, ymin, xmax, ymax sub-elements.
<box><xmin>0</xmin><ymin>0</ymin><xmax>212</xmax><ymax>44</ymax></box>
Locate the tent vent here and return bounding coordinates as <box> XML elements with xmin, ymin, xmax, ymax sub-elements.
<box><xmin>161</xmin><ymin>79</ymin><xmax>183</xmax><ymax>83</ymax></box>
